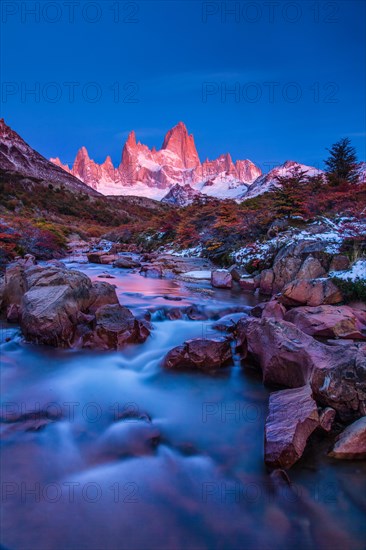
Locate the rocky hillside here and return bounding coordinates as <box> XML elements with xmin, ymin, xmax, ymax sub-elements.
<box><xmin>0</xmin><ymin>119</ymin><xmax>100</xmax><ymax>196</ymax></box>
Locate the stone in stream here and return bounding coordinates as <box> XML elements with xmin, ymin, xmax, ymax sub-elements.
<box><xmin>140</xmin><ymin>265</ymin><xmax>163</xmax><ymax>278</ymax></box>
<box><xmin>1</xmin><ymin>260</ymin><xmax>149</xmax><ymax>350</ymax></box>
<box><xmin>236</xmin><ymin>317</ymin><xmax>335</xmax><ymax>388</ymax></box>
<box><xmin>329</xmin><ymin>416</ymin><xmax>366</xmax><ymax>459</ymax></box>
<box><xmin>163</xmin><ymin>338</ymin><xmax>232</xmax><ymax>372</ymax></box>
<box><xmin>212</xmin><ymin>312</ymin><xmax>248</xmax><ymax>332</ymax></box>
<box><xmin>319</xmin><ymin>407</ymin><xmax>336</xmax><ymax>432</ymax></box>
<box><xmin>82</xmin><ymin>304</ymin><xmax>150</xmax><ymax>351</ymax></box>
<box><xmin>114</xmin><ymin>257</ymin><xmax>141</xmax><ymax>268</ymax></box>
<box><xmin>237</xmin><ymin>317</ymin><xmax>366</xmax><ymax>420</ymax></box>
<box><xmin>265</xmin><ymin>385</ymin><xmax>319</xmax><ymax>469</ymax></box>
<box><xmin>88</xmin><ymin>281</ymin><xmax>119</xmax><ymax>314</ymax></box>
<box><xmin>239</xmin><ymin>277</ymin><xmax>257</xmax><ymax>292</ymax></box>
<box><xmin>211</xmin><ymin>269</ymin><xmax>232</xmax><ymax>289</ymax></box>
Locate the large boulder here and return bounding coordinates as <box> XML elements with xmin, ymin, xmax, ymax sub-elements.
<box><xmin>163</xmin><ymin>338</ymin><xmax>232</xmax><ymax>372</ymax></box>
<box><xmin>284</xmin><ymin>305</ymin><xmax>366</xmax><ymax>339</ymax></box>
<box><xmin>329</xmin><ymin>417</ymin><xmax>366</xmax><ymax>459</ymax></box>
<box><xmin>1</xmin><ymin>262</ymin><xmax>149</xmax><ymax>350</ymax></box>
<box><xmin>21</xmin><ymin>284</ymin><xmax>81</xmax><ymax>347</ymax></box>
<box><xmin>271</xmin><ymin>241</ymin><xmax>332</xmax><ymax>292</ymax></box>
<box><xmin>237</xmin><ymin>317</ymin><xmax>335</xmax><ymax>388</ymax></box>
<box><xmin>329</xmin><ymin>254</ymin><xmax>350</xmax><ymax>272</ymax></box>
<box><xmin>295</xmin><ymin>256</ymin><xmax>327</xmax><ymax>280</ymax></box>
<box><xmin>279</xmin><ymin>278</ymin><xmax>343</xmax><ymax>307</ymax></box>
<box><xmin>20</xmin><ymin>265</ymin><xmax>94</xmax><ymax>347</ymax></box>
<box><xmin>88</xmin><ymin>281</ymin><xmax>119</xmax><ymax>313</ymax></box>
<box><xmin>237</xmin><ymin>317</ymin><xmax>366</xmax><ymax>419</ymax></box>
<box><xmin>211</xmin><ymin>270</ymin><xmax>232</xmax><ymax>289</ymax></box>
<box><xmin>311</xmin><ymin>343</ymin><xmax>366</xmax><ymax>420</ymax></box>
<box><xmin>82</xmin><ymin>304</ymin><xmax>150</xmax><ymax>351</ymax></box>
<box><xmin>265</xmin><ymin>385</ymin><xmax>319</xmax><ymax>469</ymax></box>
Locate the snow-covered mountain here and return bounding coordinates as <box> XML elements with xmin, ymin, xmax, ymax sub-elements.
<box><xmin>0</xmin><ymin>119</ymin><xmax>99</xmax><ymax>195</ymax></box>
<box><xmin>243</xmin><ymin>160</ymin><xmax>323</xmax><ymax>199</ymax></box>
<box><xmin>161</xmin><ymin>183</ymin><xmax>203</xmax><ymax>206</ymax></box>
<box><xmin>51</xmin><ymin>122</ymin><xmax>262</xmax><ymax>200</ymax></box>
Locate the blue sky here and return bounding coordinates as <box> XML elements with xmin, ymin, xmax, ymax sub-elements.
<box><xmin>1</xmin><ymin>0</ymin><xmax>365</xmax><ymax>172</ymax></box>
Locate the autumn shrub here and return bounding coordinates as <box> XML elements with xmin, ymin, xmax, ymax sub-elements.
<box><xmin>331</xmin><ymin>277</ymin><xmax>366</xmax><ymax>302</ymax></box>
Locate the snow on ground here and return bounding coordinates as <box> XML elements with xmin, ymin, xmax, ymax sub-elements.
<box><xmin>232</xmin><ymin>217</ymin><xmax>366</xmax><ymax>266</ymax></box>
<box><xmin>162</xmin><ymin>245</ymin><xmax>204</xmax><ymax>257</ymax></box>
<box><xmin>182</xmin><ymin>270</ymin><xmax>211</xmax><ymax>279</ymax></box>
<box><xmin>330</xmin><ymin>259</ymin><xmax>366</xmax><ymax>281</ymax></box>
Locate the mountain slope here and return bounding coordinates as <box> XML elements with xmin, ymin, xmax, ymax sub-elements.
<box><xmin>0</xmin><ymin>119</ymin><xmax>100</xmax><ymax>196</ymax></box>
<box><xmin>244</xmin><ymin>160</ymin><xmax>323</xmax><ymax>199</ymax></box>
<box><xmin>161</xmin><ymin>183</ymin><xmax>202</xmax><ymax>206</ymax></box>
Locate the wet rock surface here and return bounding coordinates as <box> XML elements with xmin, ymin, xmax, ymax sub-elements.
<box><xmin>265</xmin><ymin>385</ymin><xmax>319</xmax><ymax>469</ymax></box>
<box><xmin>0</xmin><ymin>260</ymin><xmax>150</xmax><ymax>350</ymax></box>
<box><xmin>163</xmin><ymin>338</ymin><xmax>233</xmax><ymax>372</ymax></box>
<box><xmin>329</xmin><ymin>416</ymin><xmax>366</xmax><ymax>459</ymax></box>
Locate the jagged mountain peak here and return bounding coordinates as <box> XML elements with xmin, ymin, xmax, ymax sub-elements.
<box><xmin>161</xmin><ymin>122</ymin><xmax>200</xmax><ymax>169</ymax></box>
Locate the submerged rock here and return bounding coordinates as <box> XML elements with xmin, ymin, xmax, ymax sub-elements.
<box><xmin>265</xmin><ymin>385</ymin><xmax>319</xmax><ymax>469</ymax></box>
<box><xmin>163</xmin><ymin>338</ymin><xmax>232</xmax><ymax>372</ymax></box>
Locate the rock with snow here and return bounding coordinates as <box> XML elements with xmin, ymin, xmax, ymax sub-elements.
<box><xmin>161</xmin><ymin>183</ymin><xmax>202</xmax><ymax>206</ymax></box>
<box><xmin>244</xmin><ymin>160</ymin><xmax>323</xmax><ymax>200</ymax></box>
<box><xmin>330</xmin><ymin>259</ymin><xmax>366</xmax><ymax>282</ymax></box>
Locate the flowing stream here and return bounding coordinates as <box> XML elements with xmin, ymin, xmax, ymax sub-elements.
<box><xmin>1</xmin><ymin>261</ymin><xmax>365</xmax><ymax>550</ymax></box>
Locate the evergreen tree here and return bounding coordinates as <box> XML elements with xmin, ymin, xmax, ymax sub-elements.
<box><xmin>324</xmin><ymin>137</ymin><xmax>359</xmax><ymax>185</ymax></box>
<box><xmin>273</xmin><ymin>167</ymin><xmax>309</xmax><ymax>219</ymax></box>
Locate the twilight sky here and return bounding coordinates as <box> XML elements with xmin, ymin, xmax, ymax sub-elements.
<box><xmin>1</xmin><ymin>0</ymin><xmax>365</xmax><ymax>172</ymax></box>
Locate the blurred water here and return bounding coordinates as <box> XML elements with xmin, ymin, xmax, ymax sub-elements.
<box><xmin>0</xmin><ymin>264</ymin><xmax>365</xmax><ymax>550</ymax></box>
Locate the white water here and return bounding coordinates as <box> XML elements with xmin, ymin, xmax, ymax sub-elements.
<box><xmin>0</xmin><ymin>263</ymin><xmax>365</xmax><ymax>550</ymax></box>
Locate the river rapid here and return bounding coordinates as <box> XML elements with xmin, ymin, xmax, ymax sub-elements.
<box><xmin>1</xmin><ymin>260</ymin><xmax>365</xmax><ymax>550</ymax></box>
